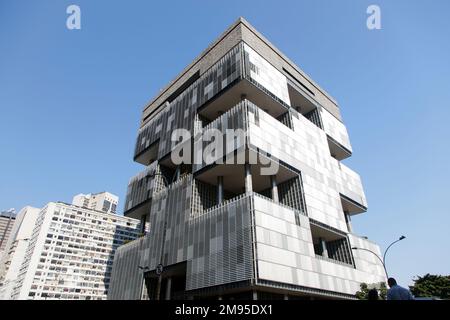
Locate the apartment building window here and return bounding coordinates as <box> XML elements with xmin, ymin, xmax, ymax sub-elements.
<box><xmin>304</xmin><ymin>108</ymin><xmax>323</xmax><ymax>129</ymax></box>
<box><xmin>277</xmin><ymin>175</ymin><xmax>307</xmax><ymax>214</ymax></box>
<box><xmin>310</xmin><ymin>221</ymin><xmax>354</xmax><ymax>266</ymax></box>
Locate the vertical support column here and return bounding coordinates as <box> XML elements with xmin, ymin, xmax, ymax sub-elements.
<box><xmin>320</xmin><ymin>238</ymin><xmax>329</xmax><ymax>258</ymax></box>
<box><xmin>270</xmin><ymin>175</ymin><xmax>279</xmax><ymax>202</ymax></box>
<box><xmin>165</xmin><ymin>277</ymin><xmax>172</xmax><ymax>300</ymax></box>
<box><xmin>173</xmin><ymin>165</ymin><xmax>181</xmax><ymax>182</ymax></box>
<box><xmin>344</xmin><ymin>212</ymin><xmax>353</xmax><ymax>233</ymax></box>
<box><xmin>140</xmin><ymin>274</ymin><xmax>146</xmax><ymax>300</ymax></box>
<box><xmin>156</xmin><ymin>275</ymin><xmax>162</xmax><ymax>300</ymax></box>
<box><xmin>252</xmin><ymin>291</ymin><xmax>258</xmax><ymax>300</ymax></box>
<box><xmin>194</xmin><ymin>113</ymin><xmax>202</xmax><ymax>137</ymax></box>
<box><xmin>217</xmin><ymin>176</ymin><xmax>224</xmax><ymax>204</ymax></box>
<box><xmin>244</xmin><ymin>163</ymin><xmax>253</xmax><ymax>194</ymax></box>
<box><xmin>140</xmin><ymin>214</ymin><xmax>147</xmax><ymax>234</ymax></box>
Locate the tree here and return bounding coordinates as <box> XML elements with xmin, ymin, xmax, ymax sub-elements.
<box><xmin>355</xmin><ymin>283</ymin><xmax>369</xmax><ymax>300</ymax></box>
<box><xmin>409</xmin><ymin>274</ymin><xmax>450</xmax><ymax>299</ymax></box>
<box><xmin>355</xmin><ymin>282</ymin><xmax>387</xmax><ymax>300</ymax></box>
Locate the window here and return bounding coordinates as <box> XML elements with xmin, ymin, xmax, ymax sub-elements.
<box><xmin>310</xmin><ymin>220</ymin><xmax>354</xmax><ymax>266</ymax></box>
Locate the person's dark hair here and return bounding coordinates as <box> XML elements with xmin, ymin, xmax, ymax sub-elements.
<box><xmin>368</xmin><ymin>288</ymin><xmax>379</xmax><ymax>300</ymax></box>
<box><xmin>387</xmin><ymin>278</ymin><xmax>397</xmax><ymax>287</ymax></box>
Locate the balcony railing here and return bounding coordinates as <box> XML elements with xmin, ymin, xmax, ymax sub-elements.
<box><xmin>314</xmin><ymin>254</ymin><xmax>355</xmax><ymax>268</ymax></box>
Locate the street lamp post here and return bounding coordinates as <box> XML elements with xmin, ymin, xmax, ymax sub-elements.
<box><xmin>351</xmin><ymin>235</ymin><xmax>406</xmax><ymax>279</ymax></box>
<box><xmin>383</xmin><ymin>235</ymin><xmax>406</xmax><ymax>272</ymax></box>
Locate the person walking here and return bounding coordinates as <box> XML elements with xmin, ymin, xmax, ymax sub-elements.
<box><xmin>387</xmin><ymin>278</ymin><xmax>414</xmax><ymax>300</ymax></box>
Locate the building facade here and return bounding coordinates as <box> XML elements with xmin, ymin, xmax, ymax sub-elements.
<box><xmin>10</xmin><ymin>197</ymin><xmax>141</xmax><ymax>300</ymax></box>
<box><xmin>108</xmin><ymin>18</ymin><xmax>385</xmax><ymax>300</ymax></box>
<box><xmin>72</xmin><ymin>192</ymin><xmax>118</xmax><ymax>214</ymax></box>
<box><xmin>0</xmin><ymin>206</ymin><xmax>40</xmax><ymax>300</ymax></box>
<box><xmin>0</xmin><ymin>210</ymin><xmax>16</xmax><ymax>259</ymax></box>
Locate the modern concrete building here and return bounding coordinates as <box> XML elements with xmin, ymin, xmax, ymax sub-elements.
<box><xmin>0</xmin><ymin>206</ymin><xmax>40</xmax><ymax>300</ymax></box>
<box><xmin>72</xmin><ymin>192</ymin><xmax>118</xmax><ymax>214</ymax></box>
<box><xmin>10</xmin><ymin>194</ymin><xmax>141</xmax><ymax>300</ymax></box>
<box><xmin>0</xmin><ymin>210</ymin><xmax>16</xmax><ymax>259</ymax></box>
<box><xmin>108</xmin><ymin>18</ymin><xmax>385</xmax><ymax>300</ymax></box>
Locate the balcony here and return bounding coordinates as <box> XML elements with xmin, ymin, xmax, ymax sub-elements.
<box><xmin>337</xmin><ymin>162</ymin><xmax>368</xmax><ymax>214</ymax></box>
<box><xmin>193</xmin><ymin>158</ymin><xmax>305</xmax><ymax>211</ymax></box>
<box><xmin>320</xmin><ymin>107</ymin><xmax>353</xmax><ymax>155</ymax></box>
<box><xmin>310</xmin><ymin>219</ymin><xmax>355</xmax><ymax>267</ymax></box>
<box><xmin>197</xmin><ymin>76</ymin><xmax>289</xmax><ymax>126</ymax></box>
<box><xmin>193</xmin><ymin>100</ymin><xmax>248</xmax><ymax>173</ymax></box>
<box><xmin>134</xmin><ymin>43</ymin><xmax>244</xmax><ymax>166</ymax></box>
<box><xmin>327</xmin><ymin>135</ymin><xmax>352</xmax><ymax>161</ymax></box>
<box><xmin>124</xmin><ymin>163</ymin><xmax>170</xmax><ymax>219</ymax></box>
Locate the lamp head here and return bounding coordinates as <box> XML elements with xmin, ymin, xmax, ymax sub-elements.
<box><xmin>399</xmin><ymin>236</ymin><xmax>406</xmax><ymax>240</ymax></box>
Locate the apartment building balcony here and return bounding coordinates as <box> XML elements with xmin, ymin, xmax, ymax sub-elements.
<box><xmin>133</xmin><ymin>43</ymin><xmax>244</xmax><ymax>166</ymax></box>
<box><xmin>194</xmin><ymin>98</ymin><xmax>298</xmax><ymax>172</ymax></box>
<box><xmin>327</xmin><ymin>135</ymin><xmax>352</xmax><ymax>161</ymax></box>
<box><xmin>197</xmin><ymin>74</ymin><xmax>288</xmax><ymax>125</ymax></box>
<box><xmin>320</xmin><ymin>107</ymin><xmax>353</xmax><ymax>158</ymax></box>
<box><xmin>335</xmin><ymin>161</ymin><xmax>368</xmax><ymax>215</ymax></box>
<box><xmin>123</xmin><ymin>163</ymin><xmax>170</xmax><ymax>220</ymax></box>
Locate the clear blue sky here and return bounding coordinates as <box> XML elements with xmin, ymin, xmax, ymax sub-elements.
<box><xmin>1</xmin><ymin>0</ymin><xmax>449</xmax><ymax>287</ymax></box>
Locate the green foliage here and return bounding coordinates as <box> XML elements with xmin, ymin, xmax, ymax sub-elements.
<box><xmin>355</xmin><ymin>282</ymin><xmax>387</xmax><ymax>300</ymax></box>
<box><xmin>378</xmin><ymin>282</ymin><xmax>387</xmax><ymax>300</ymax></box>
<box><xmin>355</xmin><ymin>283</ymin><xmax>369</xmax><ymax>300</ymax></box>
<box><xmin>409</xmin><ymin>274</ymin><xmax>450</xmax><ymax>299</ymax></box>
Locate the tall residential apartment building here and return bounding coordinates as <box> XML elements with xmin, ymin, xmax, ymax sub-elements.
<box><xmin>108</xmin><ymin>18</ymin><xmax>385</xmax><ymax>300</ymax></box>
<box><xmin>0</xmin><ymin>210</ymin><xmax>16</xmax><ymax>259</ymax></box>
<box><xmin>10</xmin><ymin>194</ymin><xmax>141</xmax><ymax>300</ymax></box>
<box><xmin>0</xmin><ymin>206</ymin><xmax>40</xmax><ymax>300</ymax></box>
<box><xmin>72</xmin><ymin>192</ymin><xmax>118</xmax><ymax>214</ymax></box>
